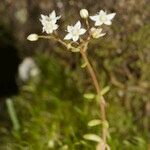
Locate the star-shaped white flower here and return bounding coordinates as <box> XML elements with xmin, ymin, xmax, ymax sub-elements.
<box><xmin>64</xmin><ymin>21</ymin><xmax>86</xmax><ymax>42</ymax></box>
<box><xmin>40</xmin><ymin>11</ymin><xmax>61</xmax><ymax>34</ymax></box>
<box><xmin>90</xmin><ymin>10</ymin><xmax>116</xmax><ymax>26</ymax></box>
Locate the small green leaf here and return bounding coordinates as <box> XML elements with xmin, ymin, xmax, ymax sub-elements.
<box><xmin>88</xmin><ymin>119</ymin><xmax>101</xmax><ymax>127</ymax></box>
<box><xmin>83</xmin><ymin>134</ymin><xmax>102</xmax><ymax>142</ymax></box>
<box><xmin>101</xmin><ymin>86</ymin><xmax>110</xmax><ymax>96</ymax></box>
<box><xmin>83</xmin><ymin>93</ymin><xmax>95</xmax><ymax>99</ymax></box>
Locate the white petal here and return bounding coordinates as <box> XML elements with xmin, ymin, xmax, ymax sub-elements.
<box><xmin>64</xmin><ymin>33</ymin><xmax>72</xmax><ymax>40</ymax></box>
<box><xmin>99</xmin><ymin>33</ymin><xmax>106</xmax><ymax>37</ymax></box>
<box><xmin>90</xmin><ymin>15</ymin><xmax>99</xmax><ymax>21</ymax></box>
<box><xmin>67</xmin><ymin>25</ymin><xmax>73</xmax><ymax>32</ymax></box>
<box><xmin>75</xmin><ymin>21</ymin><xmax>81</xmax><ymax>29</ymax></box>
<box><xmin>40</xmin><ymin>14</ymin><xmax>44</xmax><ymax>19</ymax></box>
<box><xmin>107</xmin><ymin>13</ymin><xmax>116</xmax><ymax>20</ymax></box>
<box><xmin>79</xmin><ymin>28</ymin><xmax>86</xmax><ymax>35</ymax></box>
<box><xmin>50</xmin><ymin>10</ymin><xmax>56</xmax><ymax>19</ymax></box>
<box><xmin>104</xmin><ymin>20</ymin><xmax>112</xmax><ymax>25</ymax></box>
<box><xmin>47</xmin><ymin>27</ymin><xmax>53</xmax><ymax>34</ymax></box>
<box><xmin>49</xmin><ymin>11</ymin><xmax>61</xmax><ymax>23</ymax></box>
<box><xmin>56</xmin><ymin>15</ymin><xmax>61</xmax><ymax>20</ymax></box>
<box><xmin>40</xmin><ymin>19</ymin><xmax>46</xmax><ymax>26</ymax></box>
<box><xmin>40</xmin><ymin>15</ymin><xmax>48</xmax><ymax>26</ymax></box>
<box><xmin>95</xmin><ymin>20</ymin><xmax>103</xmax><ymax>26</ymax></box>
<box><xmin>99</xmin><ymin>10</ymin><xmax>106</xmax><ymax>15</ymax></box>
<box><xmin>72</xmin><ymin>35</ymin><xmax>79</xmax><ymax>42</ymax></box>
<box><xmin>53</xmin><ymin>24</ymin><xmax>58</xmax><ymax>30</ymax></box>
<box><xmin>46</xmin><ymin>29</ymin><xmax>53</xmax><ymax>34</ymax></box>
<box><xmin>41</xmin><ymin>14</ymin><xmax>50</xmax><ymax>22</ymax></box>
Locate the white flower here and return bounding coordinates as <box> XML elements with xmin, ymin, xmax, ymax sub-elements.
<box><xmin>80</xmin><ymin>9</ymin><xmax>89</xmax><ymax>19</ymax></box>
<box><xmin>40</xmin><ymin>11</ymin><xmax>61</xmax><ymax>34</ymax></box>
<box><xmin>27</xmin><ymin>34</ymin><xmax>38</xmax><ymax>41</ymax></box>
<box><xmin>90</xmin><ymin>27</ymin><xmax>106</xmax><ymax>38</ymax></box>
<box><xmin>90</xmin><ymin>10</ymin><xmax>116</xmax><ymax>26</ymax></box>
<box><xmin>64</xmin><ymin>21</ymin><xmax>86</xmax><ymax>42</ymax></box>
<box><xmin>19</xmin><ymin>58</ymin><xmax>39</xmax><ymax>82</ymax></box>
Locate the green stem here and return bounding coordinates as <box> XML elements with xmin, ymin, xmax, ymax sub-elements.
<box><xmin>80</xmin><ymin>49</ymin><xmax>107</xmax><ymax>150</ymax></box>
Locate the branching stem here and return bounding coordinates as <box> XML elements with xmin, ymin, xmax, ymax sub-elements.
<box><xmin>80</xmin><ymin>48</ymin><xmax>108</xmax><ymax>150</ymax></box>
<box><xmin>39</xmin><ymin>35</ymin><xmax>108</xmax><ymax>149</ymax></box>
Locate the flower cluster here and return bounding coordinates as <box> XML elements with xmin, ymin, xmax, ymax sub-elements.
<box><xmin>27</xmin><ymin>8</ymin><xmax>116</xmax><ymax>149</ymax></box>
<box><xmin>28</xmin><ymin>9</ymin><xmax>116</xmax><ymax>45</ymax></box>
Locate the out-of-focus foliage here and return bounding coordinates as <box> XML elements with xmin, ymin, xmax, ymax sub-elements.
<box><xmin>0</xmin><ymin>53</ymin><xmax>149</xmax><ymax>149</ymax></box>
<box><xmin>0</xmin><ymin>0</ymin><xmax>149</xmax><ymax>149</ymax></box>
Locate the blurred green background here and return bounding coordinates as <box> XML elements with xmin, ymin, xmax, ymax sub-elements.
<box><xmin>0</xmin><ymin>0</ymin><xmax>149</xmax><ymax>149</ymax></box>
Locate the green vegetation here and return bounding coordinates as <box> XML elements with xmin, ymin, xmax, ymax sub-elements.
<box><xmin>1</xmin><ymin>30</ymin><xmax>149</xmax><ymax>149</ymax></box>
<box><xmin>0</xmin><ymin>0</ymin><xmax>149</xmax><ymax>149</ymax></box>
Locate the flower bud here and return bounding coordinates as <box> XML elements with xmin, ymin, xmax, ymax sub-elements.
<box><xmin>80</xmin><ymin>9</ymin><xmax>89</xmax><ymax>19</ymax></box>
<box><xmin>27</xmin><ymin>34</ymin><xmax>38</xmax><ymax>41</ymax></box>
<box><xmin>90</xmin><ymin>27</ymin><xmax>106</xmax><ymax>39</ymax></box>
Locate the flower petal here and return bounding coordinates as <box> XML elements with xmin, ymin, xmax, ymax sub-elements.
<box><xmin>41</xmin><ymin>14</ymin><xmax>45</xmax><ymax>19</ymax></box>
<box><xmin>48</xmin><ymin>11</ymin><xmax>61</xmax><ymax>23</ymax></box>
<box><xmin>56</xmin><ymin>15</ymin><xmax>61</xmax><ymax>20</ymax></box>
<box><xmin>99</xmin><ymin>33</ymin><xmax>106</xmax><ymax>37</ymax></box>
<box><xmin>90</xmin><ymin>15</ymin><xmax>99</xmax><ymax>21</ymax></box>
<box><xmin>67</xmin><ymin>25</ymin><xmax>73</xmax><ymax>32</ymax></box>
<box><xmin>79</xmin><ymin>28</ymin><xmax>86</xmax><ymax>35</ymax></box>
<box><xmin>95</xmin><ymin>20</ymin><xmax>103</xmax><ymax>26</ymax></box>
<box><xmin>73</xmin><ymin>35</ymin><xmax>79</xmax><ymax>42</ymax></box>
<box><xmin>46</xmin><ymin>28</ymin><xmax>53</xmax><ymax>34</ymax></box>
<box><xmin>75</xmin><ymin>21</ymin><xmax>81</xmax><ymax>29</ymax></box>
<box><xmin>53</xmin><ymin>24</ymin><xmax>59</xmax><ymax>30</ymax></box>
<box><xmin>99</xmin><ymin>10</ymin><xmax>106</xmax><ymax>16</ymax></box>
<box><xmin>104</xmin><ymin>20</ymin><xmax>112</xmax><ymax>25</ymax></box>
<box><xmin>107</xmin><ymin>13</ymin><xmax>116</xmax><ymax>20</ymax></box>
<box><xmin>50</xmin><ymin>10</ymin><xmax>56</xmax><ymax>19</ymax></box>
<box><xmin>64</xmin><ymin>33</ymin><xmax>72</xmax><ymax>40</ymax></box>
<box><xmin>41</xmin><ymin>14</ymin><xmax>49</xmax><ymax>21</ymax></box>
